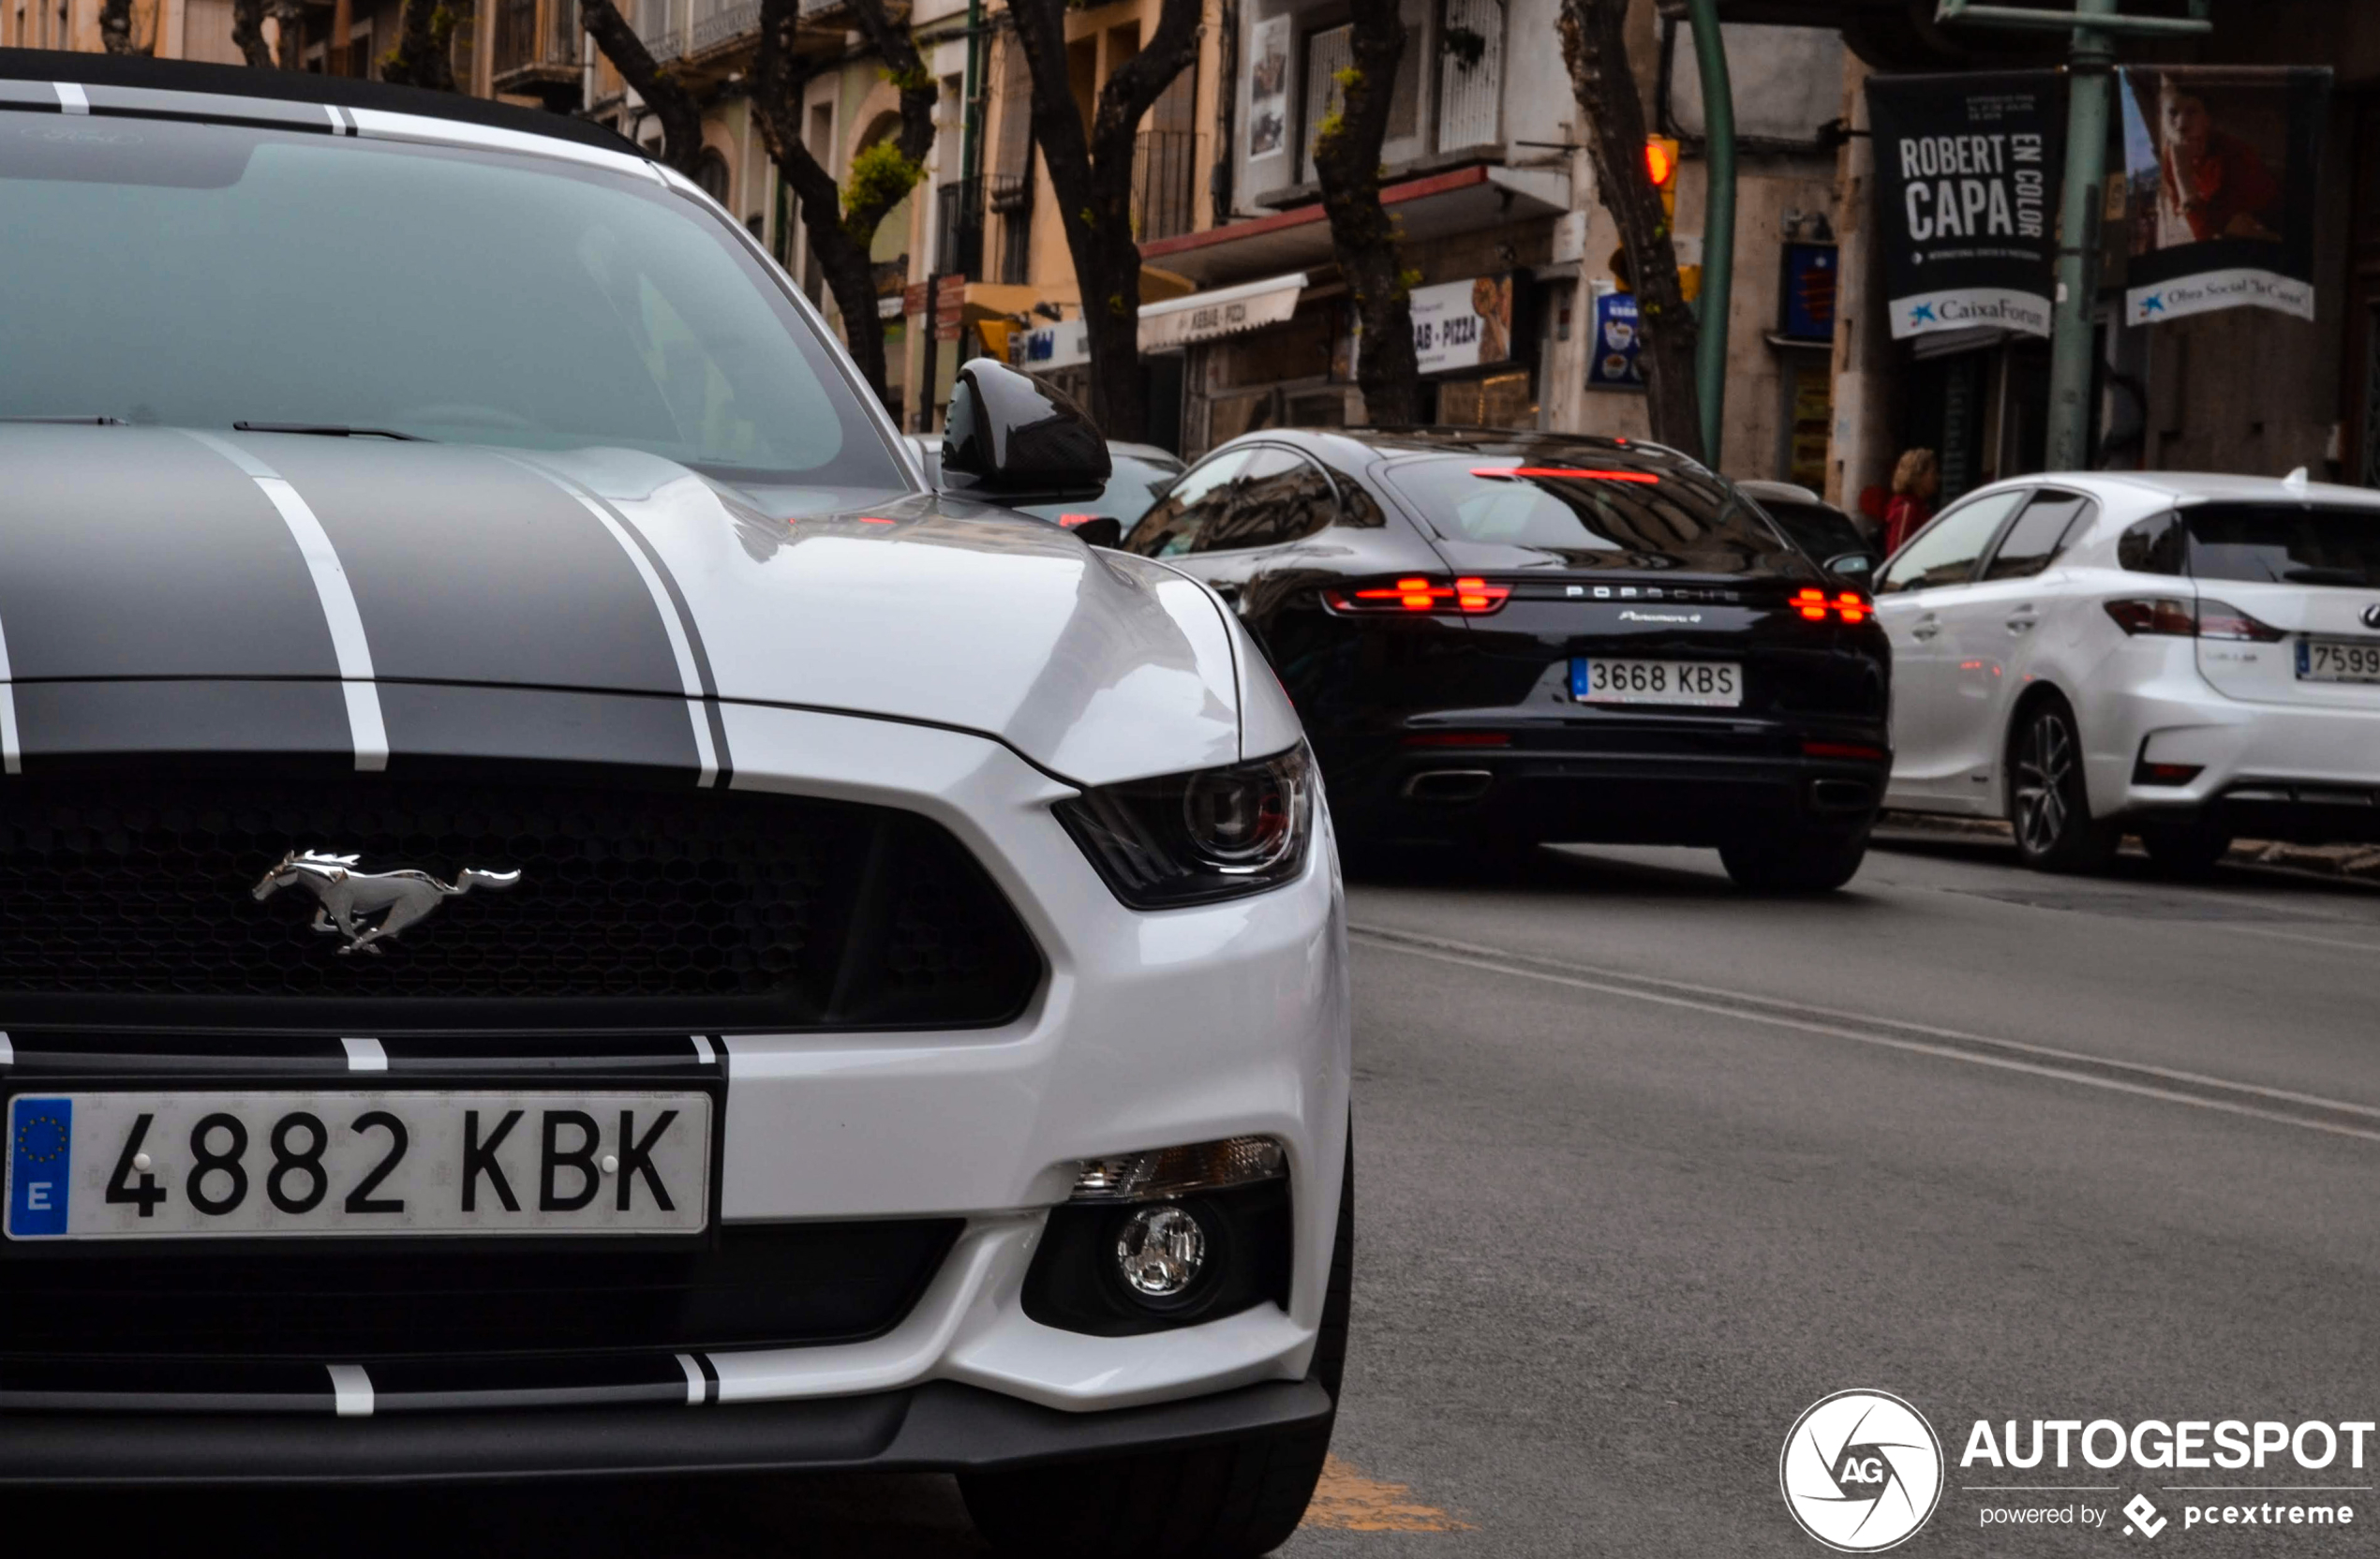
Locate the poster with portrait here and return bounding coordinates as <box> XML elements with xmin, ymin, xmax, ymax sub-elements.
<box><xmin>1866</xmin><ymin>71</ymin><xmax>2065</xmax><ymax>341</ymax></box>
<box><xmin>1247</xmin><ymin>16</ymin><xmax>1291</xmax><ymax>161</ymax></box>
<box><xmin>2117</xmin><ymin>67</ymin><xmax>2329</xmax><ymax>325</ymax></box>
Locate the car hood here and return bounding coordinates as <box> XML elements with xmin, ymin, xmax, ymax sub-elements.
<box><xmin>0</xmin><ymin>425</ymin><xmax>1249</xmax><ymax>786</ymax></box>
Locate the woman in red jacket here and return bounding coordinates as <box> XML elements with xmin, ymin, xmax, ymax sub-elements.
<box><xmin>1882</xmin><ymin>448</ymin><xmax>1940</xmax><ymax>556</ymax></box>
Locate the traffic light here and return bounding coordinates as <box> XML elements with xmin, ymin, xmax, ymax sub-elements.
<box><xmin>1644</xmin><ymin>135</ymin><xmax>1679</xmax><ymax>219</ymax></box>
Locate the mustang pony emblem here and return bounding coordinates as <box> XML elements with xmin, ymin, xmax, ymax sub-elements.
<box><xmin>252</xmin><ymin>851</ymin><xmax>522</xmax><ymax>956</ymax></box>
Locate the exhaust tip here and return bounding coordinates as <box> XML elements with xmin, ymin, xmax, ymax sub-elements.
<box><xmin>1403</xmin><ymin>769</ymin><xmax>1495</xmax><ymax>804</ymax></box>
<box><xmin>1808</xmin><ymin>778</ymin><xmax>1875</xmax><ymax>814</ymax></box>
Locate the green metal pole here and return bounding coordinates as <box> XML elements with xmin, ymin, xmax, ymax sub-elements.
<box><xmin>1684</xmin><ymin>0</ymin><xmax>1734</xmax><ymax>469</ymax></box>
<box><xmin>2045</xmin><ymin>0</ymin><xmax>2114</xmax><ymax>469</ymax></box>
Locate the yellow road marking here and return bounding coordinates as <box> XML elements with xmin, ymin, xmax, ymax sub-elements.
<box><xmin>1302</xmin><ymin>1455</ymin><xmax>1472</xmax><ymax>1532</ymax></box>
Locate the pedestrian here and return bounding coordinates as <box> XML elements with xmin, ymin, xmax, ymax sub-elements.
<box><xmin>1882</xmin><ymin>448</ymin><xmax>1939</xmax><ymax>556</ymax></box>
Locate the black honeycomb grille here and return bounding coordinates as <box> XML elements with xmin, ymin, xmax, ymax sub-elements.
<box><xmin>0</xmin><ymin>775</ymin><xmax>1041</xmax><ymax>1027</ymax></box>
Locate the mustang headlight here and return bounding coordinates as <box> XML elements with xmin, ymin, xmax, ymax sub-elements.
<box><xmin>1056</xmin><ymin>745</ymin><xmax>1315</xmax><ymax>908</ymax></box>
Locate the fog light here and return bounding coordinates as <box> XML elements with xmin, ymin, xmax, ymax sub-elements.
<box><xmin>1115</xmin><ymin>1204</ymin><xmax>1207</xmax><ymax>1300</ymax></box>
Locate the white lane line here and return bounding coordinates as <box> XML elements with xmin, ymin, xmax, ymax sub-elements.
<box><xmin>340</xmin><ymin>1037</ymin><xmax>388</xmax><ymax>1073</ymax></box>
<box><xmin>676</xmin><ymin>1352</ymin><xmax>706</xmax><ymax>1406</ymax></box>
<box><xmin>54</xmin><ymin>82</ymin><xmax>88</xmax><ymax>114</ymax></box>
<box><xmin>180</xmin><ymin>431</ymin><xmax>388</xmax><ymax>771</ymax></box>
<box><xmin>2219</xmin><ymin>922</ymin><xmax>2380</xmax><ymax>955</ymax></box>
<box><xmin>326</xmin><ymin>1364</ymin><xmax>374</xmax><ymax>1418</ymax></box>
<box><xmin>1350</xmin><ymin>929</ymin><xmax>2380</xmax><ymax>1145</ymax></box>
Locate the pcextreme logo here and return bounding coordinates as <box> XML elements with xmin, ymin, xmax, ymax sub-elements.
<box><xmin>1780</xmin><ymin>1389</ymin><xmax>1946</xmax><ymax>1552</ymax></box>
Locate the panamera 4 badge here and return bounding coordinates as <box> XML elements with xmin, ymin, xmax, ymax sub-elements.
<box><xmin>253</xmin><ymin>851</ymin><xmax>522</xmax><ymax>956</ymax></box>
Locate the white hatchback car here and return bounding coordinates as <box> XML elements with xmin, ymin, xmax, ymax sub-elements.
<box><xmin>1874</xmin><ymin>470</ymin><xmax>2380</xmax><ymax>872</ymax></box>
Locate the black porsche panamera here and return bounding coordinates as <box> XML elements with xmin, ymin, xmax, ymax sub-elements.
<box><xmin>1120</xmin><ymin>428</ymin><xmax>1893</xmax><ymax>891</ymax></box>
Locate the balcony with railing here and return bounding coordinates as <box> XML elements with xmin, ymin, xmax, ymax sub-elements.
<box><xmin>935</xmin><ymin>177</ymin><xmax>986</xmax><ymax>280</ymax></box>
<box><xmin>988</xmin><ymin>171</ymin><xmax>1033</xmax><ymax>286</ymax></box>
<box><xmin>1133</xmin><ymin>129</ymin><xmax>1200</xmax><ymax>244</ymax></box>
<box><xmin>493</xmin><ymin>0</ymin><xmax>582</xmax><ymax>104</ymax></box>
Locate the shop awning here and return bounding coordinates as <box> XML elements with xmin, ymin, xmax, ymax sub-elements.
<box><xmin>1138</xmin><ymin>164</ymin><xmax>1569</xmax><ymax>287</ymax></box>
<box><xmin>1138</xmin><ymin>272</ymin><xmax>1310</xmax><ymax>351</ymax></box>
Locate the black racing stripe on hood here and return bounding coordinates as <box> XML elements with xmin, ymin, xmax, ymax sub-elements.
<box><xmin>249</xmin><ymin>438</ymin><xmax>691</xmax><ymax>697</ymax></box>
<box><xmin>0</xmin><ymin>426</ymin><xmax>343</xmax><ymax>679</ymax></box>
<box><xmin>592</xmin><ymin>502</ymin><xmax>733</xmax><ymax>786</ymax></box>
<box><xmin>13</xmin><ymin>680</ymin><xmax>350</xmax><ymax>766</ymax></box>
<box><xmin>376</xmin><ymin>683</ymin><xmax>700</xmax><ymax>780</ymax></box>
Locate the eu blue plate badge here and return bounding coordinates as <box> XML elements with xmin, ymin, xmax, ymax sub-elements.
<box><xmin>9</xmin><ymin>1096</ymin><xmax>72</xmax><ymax>1238</ymax></box>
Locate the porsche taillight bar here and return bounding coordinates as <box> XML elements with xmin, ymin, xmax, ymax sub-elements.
<box><xmin>1792</xmin><ymin>586</ymin><xmax>1869</xmax><ymax>624</ymax></box>
<box><xmin>1324</xmin><ymin>576</ymin><xmax>1511</xmax><ymax>616</ymax></box>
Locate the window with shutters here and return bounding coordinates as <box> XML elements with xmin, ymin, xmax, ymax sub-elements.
<box><xmin>1435</xmin><ymin>0</ymin><xmax>1501</xmax><ymax>153</ymax></box>
<box><xmin>1301</xmin><ymin>24</ymin><xmax>1351</xmax><ymax>186</ymax></box>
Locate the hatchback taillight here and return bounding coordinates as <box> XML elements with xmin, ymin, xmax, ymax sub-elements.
<box><xmin>1791</xmin><ymin>586</ymin><xmax>1868</xmax><ymax>624</ymax></box>
<box><xmin>2104</xmin><ymin>597</ymin><xmax>2284</xmax><ymax>642</ymax></box>
<box><xmin>1324</xmin><ymin>576</ymin><xmax>1510</xmax><ymax>616</ymax></box>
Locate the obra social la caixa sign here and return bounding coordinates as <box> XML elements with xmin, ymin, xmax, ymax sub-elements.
<box><xmin>1781</xmin><ymin>1390</ymin><xmax>2375</xmax><ymax>1551</ymax></box>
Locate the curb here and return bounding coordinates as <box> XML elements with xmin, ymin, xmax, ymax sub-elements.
<box><xmin>1875</xmin><ymin>810</ymin><xmax>2380</xmax><ymax>885</ymax></box>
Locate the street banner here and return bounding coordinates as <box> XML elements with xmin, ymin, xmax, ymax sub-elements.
<box><xmin>1410</xmin><ymin>275</ymin><xmax>1513</xmax><ymax>374</ymax></box>
<box><xmin>2117</xmin><ymin>66</ymin><xmax>2330</xmax><ymax>325</ymax></box>
<box><xmin>1584</xmin><ymin>284</ymin><xmax>1644</xmax><ymax>390</ymax></box>
<box><xmin>1866</xmin><ymin>71</ymin><xmax>2065</xmax><ymax>341</ymax></box>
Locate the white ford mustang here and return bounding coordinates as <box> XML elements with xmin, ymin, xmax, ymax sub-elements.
<box><xmin>0</xmin><ymin>54</ymin><xmax>1349</xmax><ymax>1556</ymax></box>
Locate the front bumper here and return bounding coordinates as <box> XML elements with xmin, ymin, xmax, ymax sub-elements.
<box><xmin>0</xmin><ymin>1378</ymin><xmax>1334</xmax><ymax>1486</ymax></box>
<box><xmin>0</xmin><ymin>702</ymin><xmax>1351</xmax><ymax>1465</ymax></box>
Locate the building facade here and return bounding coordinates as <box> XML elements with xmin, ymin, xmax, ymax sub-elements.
<box><xmin>18</xmin><ymin>0</ymin><xmax>2380</xmax><ymax>491</ymax></box>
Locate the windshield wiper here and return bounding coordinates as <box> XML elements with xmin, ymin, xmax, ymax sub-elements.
<box><xmin>232</xmin><ymin>422</ymin><xmax>431</xmax><ymax>441</ymax></box>
<box><xmin>0</xmin><ymin>416</ymin><xmax>127</xmax><ymax>425</ymax></box>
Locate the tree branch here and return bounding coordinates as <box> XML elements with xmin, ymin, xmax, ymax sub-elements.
<box><xmin>580</xmin><ymin>0</ymin><xmax>708</xmax><ymax>176</ymax></box>
<box><xmin>231</xmin><ymin>0</ymin><xmax>275</xmax><ymax>67</ymax></box>
<box><xmin>1312</xmin><ymin>0</ymin><xmax>1419</xmax><ymax>424</ymax></box>
<box><xmin>1558</xmin><ymin>0</ymin><xmax>1700</xmax><ymax>456</ymax></box>
<box><xmin>381</xmin><ymin>0</ymin><xmax>460</xmax><ymax>91</ymax></box>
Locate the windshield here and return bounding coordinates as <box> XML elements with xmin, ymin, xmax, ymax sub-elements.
<box><xmin>0</xmin><ymin>113</ymin><xmax>905</xmax><ymax>488</ymax></box>
<box><xmin>1386</xmin><ymin>455</ymin><xmax>1794</xmax><ymax>572</ymax></box>
<box><xmin>1019</xmin><ymin>451</ymin><xmax>1184</xmax><ymax>527</ymax></box>
<box><xmin>2176</xmin><ymin>503</ymin><xmax>2380</xmax><ymax>588</ymax></box>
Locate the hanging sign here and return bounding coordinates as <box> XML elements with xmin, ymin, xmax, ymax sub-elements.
<box><xmin>1866</xmin><ymin>71</ymin><xmax>2065</xmax><ymax>341</ymax></box>
<box><xmin>1410</xmin><ymin>275</ymin><xmax>1514</xmax><ymax>375</ymax></box>
<box><xmin>2116</xmin><ymin>66</ymin><xmax>2330</xmax><ymax>325</ymax></box>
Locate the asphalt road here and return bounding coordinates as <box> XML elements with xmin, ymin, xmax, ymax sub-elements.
<box><xmin>34</xmin><ymin>829</ymin><xmax>2380</xmax><ymax>1555</ymax></box>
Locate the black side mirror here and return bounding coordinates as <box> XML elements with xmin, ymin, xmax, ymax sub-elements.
<box><xmin>1062</xmin><ymin>514</ymin><xmax>1124</xmax><ymax>549</ymax></box>
<box><xmin>940</xmin><ymin>358</ymin><xmax>1111</xmax><ymax>506</ymax></box>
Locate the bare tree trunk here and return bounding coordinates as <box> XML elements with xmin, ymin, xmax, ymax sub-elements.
<box><xmin>272</xmin><ymin>0</ymin><xmax>305</xmax><ymax>67</ymax></box>
<box><xmin>1558</xmin><ymin>0</ymin><xmax>1701</xmax><ymax>458</ymax></box>
<box><xmin>232</xmin><ymin>0</ymin><xmax>275</xmax><ymax>67</ymax></box>
<box><xmin>1312</xmin><ymin>0</ymin><xmax>1419</xmax><ymax>427</ymax></box>
<box><xmin>99</xmin><ymin>0</ymin><xmax>137</xmax><ymax>52</ymax></box>
<box><xmin>381</xmin><ymin>0</ymin><xmax>460</xmax><ymax>90</ymax></box>
<box><xmin>751</xmin><ymin>0</ymin><xmax>936</xmax><ymax>418</ymax></box>
<box><xmin>1007</xmin><ymin>0</ymin><xmax>1199</xmax><ymax>442</ymax></box>
<box><xmin>579</xmin><ymin>0</ymin><xmax>707</xmax><ymax>177</ymax></box>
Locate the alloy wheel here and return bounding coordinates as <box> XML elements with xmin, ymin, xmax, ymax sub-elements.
<box><xmin>2012</xmin><ymin>708</ymin><xmax>2075</xmax><ymax>858</ymax></box>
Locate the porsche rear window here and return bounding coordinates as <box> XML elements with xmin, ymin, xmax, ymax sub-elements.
<box><xmin>1385</xmin><ymin>456</ymin><xmax>1791</xmax><ymax>572</ymax></box>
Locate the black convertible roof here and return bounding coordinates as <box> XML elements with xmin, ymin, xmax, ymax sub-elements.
<box><xmin>0</xmin><ymin>46</ymin><xmax>644</xmax><ymax>159</ymax></box>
